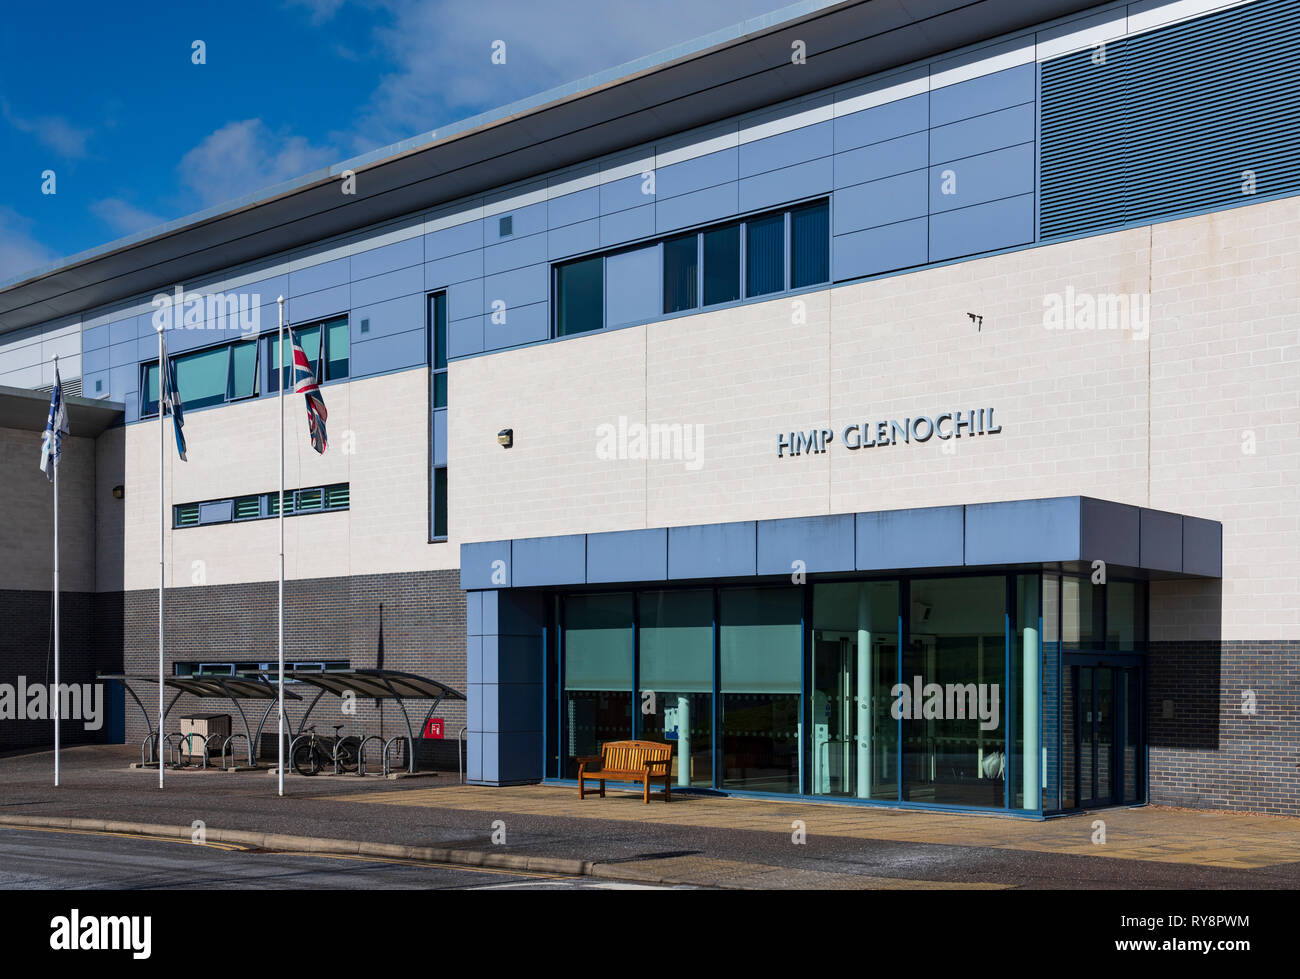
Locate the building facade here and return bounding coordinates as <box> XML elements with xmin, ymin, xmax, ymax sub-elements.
<box><xmin>1</xmin><ymin>0</ymin><xmax>1296</xmax><ymax>814</ymax></box>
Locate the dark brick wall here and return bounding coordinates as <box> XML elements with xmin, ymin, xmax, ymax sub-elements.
<box><xmin>119</xmin><ymin>569</ymin><xmax>466</xmax><ymax>771</ymax></box>
<box><xmin>0</xmin><ymin>589</ymin><xmax>124</xmax><ymax>752</ymax></box>
<box><xmin>1148</xmin><ymin>640</ymin><xmax>1300</xmax><ymax>816</ymax></box>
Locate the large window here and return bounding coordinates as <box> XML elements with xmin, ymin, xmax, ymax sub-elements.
<box><xmin>562</xmin><ymin>593</ymin><xmax>634</xmax><ymax>777</ymax></box>
<box><xmin>173</xmin><ymin>483</ymin><xmax>349</xmax><ymax>528</ymax></box>
<box><xmin>638</xmin><ymin>590</ymin><xmax>714</xmax><ymax>788</ymax></box>
<box><xmin>551</xmin><ymin>199</ymin><xmax>830</xmax><ymax>337</ymax></box>
<box><xmin>142</xmin><ymin>316</ymin><xmax>349</xmax><ymax>417</ymax></box>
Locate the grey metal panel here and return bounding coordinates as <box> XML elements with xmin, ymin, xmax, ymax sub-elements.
<box><xmin>1079</xmin><ymin>496</ymin><xmax>1141</xmax><ymax>568</ymax></box>
<box><xmin>965</xmin><ymin>497</ymin><xmax>1080</xmax><ymax>565</ymax></box>
<box><xmin>857</xmin><ymin>505</ymin><xmax>964</xmax><ymax>570</ymax></box>
<box><xmin>667</xmin><ymin>521</ymin><xmax>757</xmax><ymax>580</ymax></box>
<box><xmin>585</xmin><ymin>528</ymin><xmax>669</xmax><ymax>583</ymax></box>
<box><xmin>460</xmin><ymin>539</ymin><xmax>512</xmax><ymax>590</ymax></box>
<box><xmin>1139</xmin><ymin>507</ymin><xmax>1184</xmax><ymax>574</ymax></box>
<box><xmin>757</xmin><ymin>514</ymin><xmax>855</xmax><ymax>575</ymax></box>
<box><xmin>511</xmin><ymin>534</ymin><xmax>586</xmax><ymax>587</ymax></box>
<box><xmin>1182</xmin><ymin>515</ymin><xmax>1223</xmax><ymax>578</ymax></box>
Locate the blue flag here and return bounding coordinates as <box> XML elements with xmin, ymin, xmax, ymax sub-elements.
<box><xmin>39</xmin><ymin>363</ymin><xmax>69</xmax><ymax>480</ymax></box>
<box><xmin>159</xmin><ymin>332</ymin><xmax>187</xmax><ymax>461</ymax></box>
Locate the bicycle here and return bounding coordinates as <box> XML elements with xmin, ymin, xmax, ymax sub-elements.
<box><xmin>291</xmin><ymin>724</ymin><xmax>360</xmax><ymax>776</ymax></box>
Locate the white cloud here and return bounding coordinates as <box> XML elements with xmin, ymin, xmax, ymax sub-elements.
<box><xmin>177</xmin><ymin>119</ymin><xmax>338</xmax><ymax>208</ymax></box>
<box><xmin>2</xmin><ymin>101</ymin><xmax>92</xmax><ymax>159</ymax></box>
<box><xmin>0</xmin><ymin>207</ymin><xmax>58</xmax><ymax>281</ymax></box>
<box><xmin>91</xmin><ymin>198</ymin><xmax>167</xmax><ymax>236</ymax></box>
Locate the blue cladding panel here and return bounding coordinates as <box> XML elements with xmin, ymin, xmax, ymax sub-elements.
<box><xmin>287</xmin><ymin>284</ymin><xmax>349</xmax><ymax>323</ymax></box>
<box><xmin>447</xmin><ymin>280</ymin><xmax>484</xmax><ymax>319</ymax></box>
<box><xmin>496</xmin><ymin>590</ymin><xmax>546</xmax><ymax>637</ymax></box>
<box><xmin>432</xmin><ymin>408</ymin><xmax>447</xmax><ymax>467</ymax></box>
<box><xmin>929</xmin><ymin>102</ymin><xmax>1035</xmax><ymax>165</ymax></box>
<box><xmin>461</xmin><ymin>540</ymin><xmax>512</xmax><ymax>590</ymax></box>
<box><xmin>484</xmin><ymin>264</ymin><xmax>548</xmax><ymax>309</ymax></box>
<box><xmin>834</xmin><ymin>169</ymin><xmax>928</xmax><ymax>235</ymax></box>
<box><xmin>834</xmin><ymin>91</ymin><xmax>928</xmax><ymax>152</ymax></box>
<box><xmin>965</xmin><ymin>498</ymin><xmax>1079</xmax><ymax>565</ymax></box>
<box><xmin>600</xmin><ymin>172</ymin><xmax>651</xmax><ymax>213</ymax></box>
<box><xmin>82</xmin><ymin>346</ymin><xmax>110</xmax><ymax>375</ymax></box>
<box><xmin>484</xmin><ymin>232</ymin><xmax>547</xmax><ymax>275</ymax></box>
<box><xmin>600</xmin><ymin>204</ymin><xmax>655</xmax><ymax>247</ymax></box>
<box><xmin>668</xmin><ymin>522</ymin><xmax>756</xmax><ymax>580</ymax></box>
<box><xmin>83</xmin><ymin>324</ymin><xmax>110</xmax><ymax>351</ymax></box>
<box><xmin>492</xmin><ymin>635</ymin><xmax>544</xmax><ymax>684</ymax></box>
<box><xmin>447</xmin><ymin>315</ymin><xmax>484</xmax><ymax>358</ymax></box>
<box><xmin>1080</xmin><ymin>497</ymin><xmax>1141</xmax><ymax>568</ymax></box>
<box><xmin>929</xmin><ymin>142</ymin><xmax>1034</xmax><ymax>212</ymax></box>
<box><xmin>586</xmin><ymin>528</ymin><xmax>669</xmax><ymax>583</ymax></box>
<box><xmin>348</xmin><ymin>264</ymin><xmax>423</xmax><ymax>309</ymax></box>
<box><xmin>425</xmin><ymin>219</ymin><xmax>483</xmax><ymax>261</ymax></box>
<box><xmin>481</xmin><ymin>300</ymin><xmax>548</xmax><ymax>350</ymax></box>
<box><xmin>834</xmin><ymin>131</ymin><xmax>928</xmax><ymax>189</ymax></box>
<box><xmin>657</xmin><ymin>182</ymin><xmax>739</xmax><ymax>234</ymax></box>
<box><xmin>511</xmin><ymin>534</ymin><xmax>586</xmax><ymax>587</ymax></box>
<box><xmin>1182</xmin><ymin>516</ymin><xmax>1222</xmax><ymax>577</ymax></box>
<box><xmin>548</xmin><ymin>186</ymin><xmax>600</xmax><ymax>228</ymax></box>
<box><xmin>930</xmin><ymin>63</ymin><xmax>1035</xmax><ymax>127</ymax></box>
<box><xmin>467</xmin><ymin>593</ymin><xmax>484</xmax><ymax>637</ymax></box>
<box><xmin>737</xmin><ymin>157</ymin><xmax>833</xmax><ymax>213</ymax></box>
<box><xmin>833</xmin><ymin>218</ymin><xmax>928</xmax><ymax>279</ymax></box>
<box><xmin>288</xmin><ymin>257</ymin><xmax>349</xmax><ymax>296</ymax></box>
<box><xmin>83</xmin><ymin>370</ymin><xmax>110</xmax><ymax>400</ymax></box>
<box><xmin>109</xmin><ymin>338</ymin><xmax>137</xmax><ymax>368</ymax></box>
<box><xmin>350</xmin><ymin>326</ymin><xmax>425</xmax><ymax>377</ymax></box>
<box><xmin>657</xmin><ymin>147</ymin><xmax>737</xmax><ymax>198</ymax></box>
<box><xmin>466</xmin><ymin>635</ymin><xmax>483</xmax><ymax>683</ymax></box>
<box><xmin>350</xmin><ymin>293</ymin><xmax>421</xmax><ymax>343</ymax></box>
<box><xmin>757</xmin><ymin>514</ymin><xmax>855</xmax><ymax>575</ymax></box>
<box><xmin>929</xmin><ymin>193</ymin><xmax>1034</xmax><ymax>261</ymax></box>
<box><xmin>857</xmin><ymin>505</ymin><xmax>964</xmax><ymax>570</ymax></box>
<box><xmin>351</xmin><ymin>236</ymin><xmax>423</xmax><ymax>281</ymax></box>
<box><xmin>486</xmin><ymin>200</ymin><xmax>546</xmax><ymax>241</ymax></box>
<box><xmin>739</xmin><ymin>120</ymin><xmax>833</xmax><ymax>177</ymax></box>
<box><xmin>548</xmin><ymin>218</ymin><xmax>600</xmax><ymax>259</ymax></box>
<box><xmin>1139</xmin><ymin>509</ymin><xmax>1183</xmax><ymax>574</ymax></box>
<box><xmin>605</xmin><ymin>245</ymin><xmax>660</xmax><ymax>327</ymax></box>
<box><xmin>425</xmin><ymin>249</ymin><xmax>483</xmax><ymax>290</ymax></box>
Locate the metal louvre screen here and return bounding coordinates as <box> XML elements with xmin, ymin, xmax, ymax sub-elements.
<box><xmin>1040</xmin><ymin>0</ymin><xmax>1300</xmax><ymax>240</ymax></box>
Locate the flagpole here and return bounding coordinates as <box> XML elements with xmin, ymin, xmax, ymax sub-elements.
<box><xmin>157</xmin><ymin>323</ymin><xmax>165</xmax><ymax>789</ymax></box>
<box><xmin>51</xmin><ymin>354</ymin><xmax>61</xmax><ymax>788</ymax></box>
<box><xmin>277</xmin><ymin>295</ymin><xmax>286</xmax><ymax>798</ymax></box>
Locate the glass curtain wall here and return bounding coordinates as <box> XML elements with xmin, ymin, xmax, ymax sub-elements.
<box><xmin>638</xmin><ymin>590</ymin><xmax>714</xmax><ymax>787</ymax></box>
<box><xmin>809</xmin><ymin>581</ymin><xmax>899</xmax><ymax>800</ymax></box>
<box><xmin>719</xmin><ymin>587</ymin><xmax>801</xmax><ymax>794</ymax></box>
<box><xmin>902</xmin><ymin>576</ymin><xmax>1007</xmax><ymax>808</ymax></box>
<box><xmin>562</xmin><ymin>593</ymin><xmax>633</xmax><ymax>777</ymax></box>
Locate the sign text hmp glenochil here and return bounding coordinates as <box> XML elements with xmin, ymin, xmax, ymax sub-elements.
<box><xmin>777</xmin><ymin>408</ymin><xmax>1002</xmax><ymax>457</ymax></box>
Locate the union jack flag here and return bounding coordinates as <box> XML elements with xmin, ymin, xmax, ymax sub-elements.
<box><xmin>290</xmin><ymin>328</ymin><xmax>328</xmax><ymax>454</ymax></box>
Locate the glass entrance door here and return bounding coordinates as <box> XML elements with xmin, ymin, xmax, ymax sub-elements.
<box><xmin>1067</xmin><ymin>658</ymin><xmax>1143</xmax><ymax>808</ymax></box>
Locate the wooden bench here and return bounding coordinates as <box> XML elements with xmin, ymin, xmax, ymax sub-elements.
<box><xmin>576</xmin><ymin>740</ymin><xmax>673</xmax><ymax>804</ymax></box>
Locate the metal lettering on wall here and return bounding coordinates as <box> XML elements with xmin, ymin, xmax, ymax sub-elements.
<box><xmin>776</xmin><ymin>409</ymin><xmax>1002</xmax><ymax>457</ymax></box>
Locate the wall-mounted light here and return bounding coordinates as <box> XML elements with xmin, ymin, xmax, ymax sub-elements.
<box><xmin>497</xmin><ymin>428</ymin><xmax>514</xmax><ymax>448</ymax></box>
<box><xmin>112</xmin><ymin>485</ymin><xmax>125</xmax><ymax>500</ymax></box>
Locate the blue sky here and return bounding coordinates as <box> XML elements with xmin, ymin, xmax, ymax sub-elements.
<box><xmin>0</xmin><ymin>0</ymin><xmax>785</xmax><ymax>280</ymax></box>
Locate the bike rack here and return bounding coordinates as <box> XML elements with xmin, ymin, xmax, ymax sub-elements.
<box><xmin>221</xmin><ymin>734</ymin><xmax>249</xmax><ymax>770</ymax></box>
<box><xmin>357</xmin><ymin>735</ymin><xmax>385</xmax><ymax>776</ymax></box>
<box><xmin>200</xmin><ymin>733</ymin><xmax>225</xmax><ymax>769</ymax></box>
<box><xmin>382</xmin><ymin>736</ymin><xmax>410</xmax><ymax>777</ymax></box>
<box><xmin>287</xmin><ymin>734</ymin><xmax>311</xmax><ymax>773</ymax></box>
<box><xmin>458</xmin><ymin>727</ymin><xmax>467</xmax><ymax>784</ymax></box>
<box><xmin>162</xmin><ymin>732</ymin><xmax>192</xmax><ymax>768</ymax></box>
<box><xmin>141</xmin><ymin>731</ymin><xmax>158</xmax><ymax>767</ymax></box>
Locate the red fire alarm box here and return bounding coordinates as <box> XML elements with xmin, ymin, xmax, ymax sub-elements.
<box><xmin>424</xmin><ymin>717</ymin><xmax>444</xmax><ymax>739</ymax></box>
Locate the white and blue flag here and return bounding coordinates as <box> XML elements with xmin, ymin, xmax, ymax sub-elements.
<box><xmin>159</xmin><ymin>332</ymin><xmax>187</xmax><ymax>461</ymax></box>
<box><xmin>39</xmin><ymin>364</ymin><xmax>69</xmax><ymax>480</ymax></box>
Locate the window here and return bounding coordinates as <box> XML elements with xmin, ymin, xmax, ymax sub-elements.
<box><xmin>662</xmin><ymin>234</ymin><xmax>699</xmax><ymax>313</ymax></box>
<box><xmin>432</xmin><ymin>467</ymin><xmax>448</xmax><ymax>540</ymax></box>
<box><xmin>790</xmin><ymin>200</ymin><xmax>830</xmax><ymax>289</ymax></box>
<box><xmin>269</xmin><ymin>315</ymin><xmax>349</xmax><ymax>392</ymax></box>
<box><xmin>702</xmin><ymin>224</ymin><xmax>740</xmax><ymax>306</ymax></box>
<box><xmin>554</xmin><ymin>256</ymin><xmax>603</xmax><ymax>336</ymax></box>
<box><xmin>174</xmin><ymin>345</ymin><xmax>229</xmax><ymax>410</ymax></box>
<box><xmin>173</xmin><ymin>483</ymin><xmax>349</xmax><ymax>528</ymax></box>
<box><xmin>429</xmin><ymin>292</ymin><xmax>447</xmax><ymax>409</ymax></box>
<box><xmin>228</xmin><ymin>339</ymin><xmax>259</xmax><ymax>401</ymax></box>
<box><xmin>746</xmin><ymin>212</ymin><xmax>785</xmax><ymax>297</ymax></box>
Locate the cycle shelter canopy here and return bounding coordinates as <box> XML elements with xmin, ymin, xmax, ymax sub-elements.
<box><xmin>259</xmin><ymin>669</ymin><xmax>467</xmax><ymax>774</ymax></box>
<box><xmin>98</xmin><ymin>673</ymin><xmax>301</xmax><ymax>767</ymax></box>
